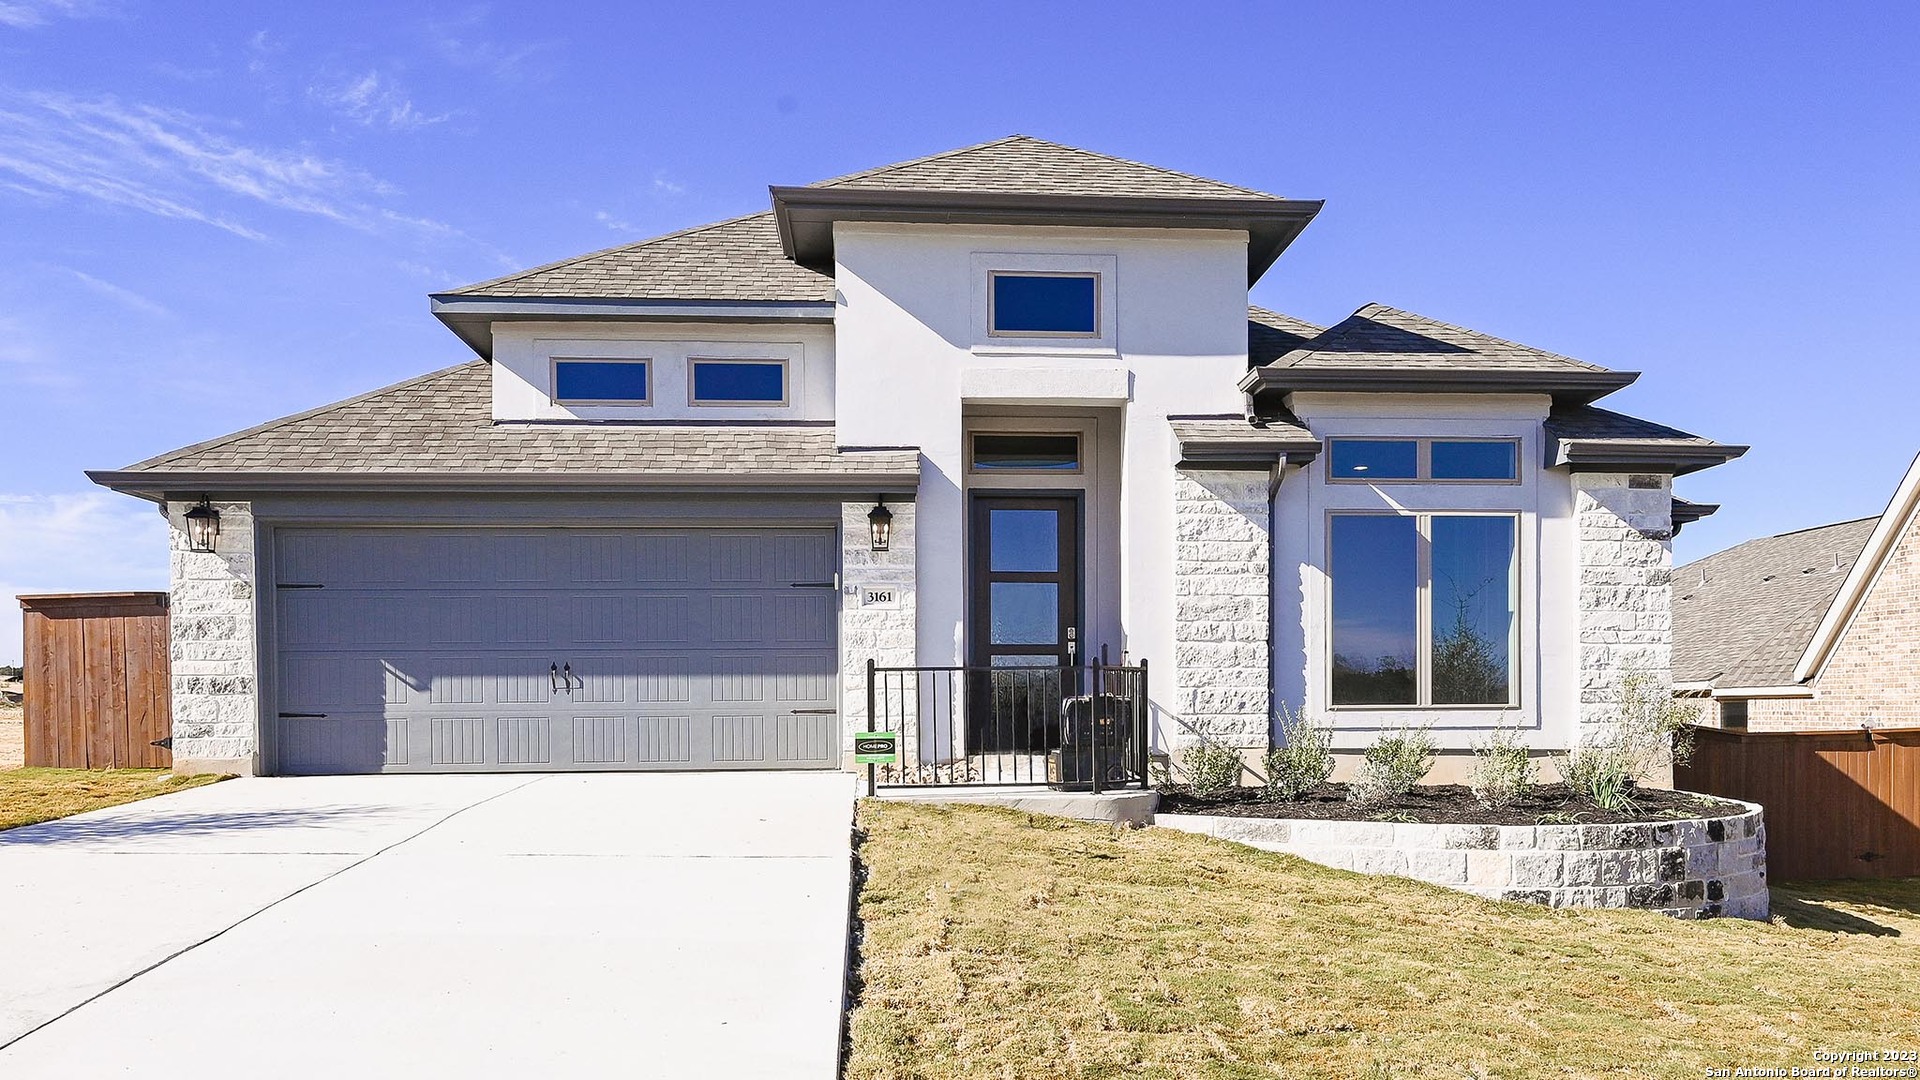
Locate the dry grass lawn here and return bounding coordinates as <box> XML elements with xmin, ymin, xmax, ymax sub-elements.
<box><xmin>0</xmin><ymin>704</ymin><xmax>22</xmax><ymax>770</ymax></box>
<box><xmin>847</xmin><ymin>801</ymin><xmax>1920</xmax><ymax>1080</ymax></box>
<box><xmin>0</xmin><ymin>768</ymin><xmax>221</xmax><ymax>832</ymax></box>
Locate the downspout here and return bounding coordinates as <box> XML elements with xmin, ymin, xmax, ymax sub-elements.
<box><xmin>1266</xmin><ymin>456</ymin><xmax>1284</xmax><ymax>745</ymax></box>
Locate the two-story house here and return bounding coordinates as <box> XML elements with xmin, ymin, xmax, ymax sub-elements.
<box><xmin>91</xmin><ymin>136</ymin><xmax>1744</xmax><ymax>779</ymax></box>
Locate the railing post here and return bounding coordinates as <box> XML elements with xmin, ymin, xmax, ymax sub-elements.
<box><xmin>1137</xmin><ymin>658</ymin><xmax>1150</xmax><ymax>790</ymax></box>
<box><xmin>865</xmin><ymin>659</ymin><xmax>877</xmax><ymax>797</ymax></box>
<box><xmin>1090</xmin><ymin>658</ymin><xmax>1104</xmax><ymax>795</ymax></box>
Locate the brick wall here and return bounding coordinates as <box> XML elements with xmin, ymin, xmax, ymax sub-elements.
<box><xmin>1746</xmin><ymin>508</ymin><xmax>1920</xmax><ymax>731</ymax></box>
<box><xmin>1171</xmin><ymin>469</ymin><xmax>1271</xmax><ymax>750</ymax></box>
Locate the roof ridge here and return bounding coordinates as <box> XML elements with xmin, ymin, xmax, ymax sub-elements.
<box><xmin>1344</xmin><ymin>303</ymin><xmax>1610</xmax><ymax>372</ymax></box>
<box><xmin>122</xmin><ymin>360</ymin><xmax>486</xmax><ymax>471</ymax></box>
<box><xmin>810</xmin><ymin>133</ymin><xmax>1279</xmax><ymax>199</ymax></box>
<box><xmin>441</xmin><ymin>211</ymin><xmax>777</xmax><ymax>296</ymax></box>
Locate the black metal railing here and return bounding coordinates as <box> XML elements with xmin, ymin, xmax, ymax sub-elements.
<box><xmin>863</xmin><ymin>659</ymin><xmax>1149</xmax><ymax>793</ymax></box>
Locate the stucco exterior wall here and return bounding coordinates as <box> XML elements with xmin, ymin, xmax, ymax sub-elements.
<box><xmin>1170</xmin><ymin>469</ymin><xmax>1271</xmax><ymax>749</ymax></box>
<box><xmin>1574</xmin><ymin>472</ymin><xmax>1674</xmax><ymax>745</ymax></box>
<box><xmin>1744</xmin><ymin>509</ymin><xmax>1920</xmax><ymax>730</ymax></box>
<box><xmin>166</xmin><ymin>499</ymin><xmax>260</xmax><ymax>775</ymax></box>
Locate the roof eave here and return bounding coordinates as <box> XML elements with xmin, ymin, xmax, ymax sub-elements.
<box><xmin>1237</xmin><ymin>366</ymin><xmax>1638</xmax><ymax>404</ymax></box>
<box><xmin>87</xmin><ymin>468</ymin><xmax>923</xmax><ymax>499</ymax></box>
<box><xmin>1792</xmin><ymin>449</ymin><xmax>1920</xmax><ymax>682</ymax></box>
<box><xmin>1548</xmin><ymin>439</ymin><xmax>1749</xmax><ymax>477</ymax></box>
<box><xmin>770</xmin><ymin>186</ymin><xmax>1323</xmax><ymax>284</ymax></box>
<box><xmin>428</xmin><ymin>296</ymin><xmax>838</xmax><ymax>360</ymax></box>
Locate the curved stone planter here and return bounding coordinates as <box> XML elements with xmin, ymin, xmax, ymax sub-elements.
<box><xmin>1156</xmin><ymin>798</ymin><xmax>1768</xmax><ymax>920</ymax></box>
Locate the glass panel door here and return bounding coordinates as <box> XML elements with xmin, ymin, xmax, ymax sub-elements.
<box><xmin>968</xmin><ymin>496</ymin><xmax>1081</xmax><ymax>753</ymax></box>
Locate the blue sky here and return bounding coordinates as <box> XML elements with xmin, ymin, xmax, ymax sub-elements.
<box><xmin>2</xmin><ymin>2</ymin><xmax>1916</xmax><ymax>663</ymax></box>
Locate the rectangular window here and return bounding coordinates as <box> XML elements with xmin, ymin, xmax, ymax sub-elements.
<box><xmin>989</xmin><ymin>273</ymin><xmax>1099</xmax><ymax>336</ymax></box>
<box><xmin>1719</xmin><ymin>699</ymin><xmax>1749</xmax><ymax>730</ymax></box>
<box><xmin>1328</xmin><ymin>438</ymin><xmax>1519</xmax><ymax>483</ymax></box>
<box><xmin>553</xmin><ymin>359</ymin><xmax>649</xmax><ymax>405</ymax></box>
<box><xmin>970</xmin><ymin>433</ymin><xmax>1081</xmax><ymax>472</ymax></box>
<box><xmin>689</xmin><ymin>359</ymin><xmax>786</xmax><ymax>405</ymax></box>
<box><xmin>1330</xmin><ymin>512</ymin><xmax>1517</xmax><ymax>707</ymax></box>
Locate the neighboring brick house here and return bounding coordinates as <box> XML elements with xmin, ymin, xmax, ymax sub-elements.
<box><xmin>87</xmin><ymin>135</ymin><xmax>1744</xmax><ymax>777</ymax></box>
<box><xmin>1674</xmin><ymin>452</ymin><xmax>1920</xmax><ymax>730</ymax></box>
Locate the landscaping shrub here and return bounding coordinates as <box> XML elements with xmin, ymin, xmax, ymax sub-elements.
<box><xmin>1181</xmin><ymin>742</ymin><xmax>1244</xmax><ymax>797</ymax></box>
<box><xmin>1263</xmin><ymin>703</ymin><xmax>1334</xmax><ymax>800</ymax></box>
<box><xmin>1559</xmin><ymin>662</ymin><xmax>1697</xmax><ymax>811</ymax></box>
<box><xmin>1346</xmin><ymin>727</ymin><xmax>1435</xmax><ymax>808</ymax></box>
<box><xmin>1468</xmin><ymin>723</ymin><xmax>1536</xmax><ymax>810</ymax></box>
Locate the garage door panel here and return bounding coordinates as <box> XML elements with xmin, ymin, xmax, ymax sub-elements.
<box><xmin>273</xmin><ymin>527</ymin><xmax>839</xmax><ymax>774</ymax></box>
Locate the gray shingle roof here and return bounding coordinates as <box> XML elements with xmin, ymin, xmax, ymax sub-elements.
<box><xmin>1544</xmin><ymin>406</ymin><xmax>1718</xmax><ymax>445</ymax></box>
<box><xmin>105</xmin><ymin>361</ymin><xmax>919</xmax><ymax>484</ymax></box>
<box><xmin>1268</xmin><ymin>303</ymin><xmax>1610</xmax><ymax>372</ymax></box>
<box><xmin>1672</xmin><ymin>517</ymin><xmax>1880</xmax><ymax>687</ymax></box>
<box><xmin>1248</xmin><ymin>306</ymin><xmax>1323</xmax><ymax>366</ymax></box>
<box><xmin>442</xmin><ymin>212</ymin><xmax>834</xmax><ymax>301</ymax></box>
<box><xmin>810</xmin><ymin>135</ymin><xmax>1280</xmax><ymax>201</ymax></box>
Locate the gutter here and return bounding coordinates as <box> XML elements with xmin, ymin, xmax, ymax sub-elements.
<box><xmin>86</xmin><ymin>469</ymin><xmax>923</xmax><ymax>501</ymax></box>
<box><xmin>428</xmin><ymin>296</ymin><xmax>837</xmax><ymax>359</ymax></box>
<box><xmin>1238</xmin><ymin>366</ymin><xmax>1639</xmax><ymax>405</ymax></box>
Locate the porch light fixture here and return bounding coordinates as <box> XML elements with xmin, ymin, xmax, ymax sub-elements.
<box><xmin>867</xmin><ymin>498</ymin><xmax>893</xmax><ymax>552</ymax></box>
<box><xmin>183</xmin><ymin>498</ymin><xmax>220</xmax><ymax>553</ymax></box>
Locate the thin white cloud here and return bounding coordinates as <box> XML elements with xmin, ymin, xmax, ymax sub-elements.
<box><xmin>0</xmin><ymin>0</ymin><xmax>106</xmax><ymax>29</ymax></box>
<box><xmin>427</xmin><ymin>8</ymin><xmax>558</xmax><ymax>80</ymax></box>
<box><xmin>311</xmin><ymin>71</ymin><xmax>450</xmax><ymax>131</ymax></box>
<box><xmin>63</xmin><ymin>268</ymin><xmax>170</xmax><ymax>317</ymax></box>
<box><xmin>0</xmin><ymin>492</ymin><xmax>169</xmax><ymax>665</ymax></box>
<box><xmin>651</xmin><ymin>172</ymin><xmax>685</xmax><ymax>197</ymax></box>
<box><xmin>594</xmin><ymin>209</ymin><xmax>632</xmax><ymax>232</ymax></box>
<box><xmin>0</xmin><ymin>91</ymin><xmax>486</xmax><ymax>244</ymax></box>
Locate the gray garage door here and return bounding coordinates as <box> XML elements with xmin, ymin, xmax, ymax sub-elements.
<box><xmin>270</xmin><ymin>527</ymin><xmax>840</xmax><ymax>774</ymax></box>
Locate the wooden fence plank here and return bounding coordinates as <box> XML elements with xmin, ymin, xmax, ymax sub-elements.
<box><xmin>1677</xmin><ymin>726</ymin><xmax>1920</xmax><ymax>880</ymax></box>
<box><xmin>16</xmin><ymin>593</ymin><xmax>171</xmax><ymax>770</ymax></box>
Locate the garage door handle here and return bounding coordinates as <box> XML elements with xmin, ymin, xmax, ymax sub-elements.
<box><xmin>550</xmin><ymin>663</ymin><xmax>561</xmax><ymax>694</ymax></box>
<box><xmin>789</xmin><ymin>581</ymin><xmax>837</xmax><ymax>589</ymax></box>
<box><xmin>789</xmin><ymin>708</ymin><xmax>837</xmax><ymax>714</ymax></box>
<box><xmin>279</xmin><ymin>712</ymin><xmax>327</xmax><ymax>719</ymax></box>
<box><xmin>562</xmin><ymin>662</ymin><xmax>579</xmax><ymax>693</ymax></box>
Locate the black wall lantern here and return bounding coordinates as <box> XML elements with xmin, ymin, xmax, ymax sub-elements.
<box><xmin>184</xmin><ymin>498</ymin><xmax>221</xmax><ymax>553</ymax></box>
<box><xmin>867</xmin><ymin>497</ymin><xmax>893</xmax><ymax>552</ymax></box>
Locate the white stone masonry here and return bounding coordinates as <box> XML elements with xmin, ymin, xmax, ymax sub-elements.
<box><xmin>1574</xmin><ymin>472</ymin><xmax>1674</xmax><ymax>745</ymax></box>
<box><xmin>166</xmin><ymin>500</ymin><xmax>260</xmax><ymax>774</ymax></box>
<box><xmin>1171</xmin><ymin>470</ymin><xmax>1271</xmax><ymax>750</ymax></box>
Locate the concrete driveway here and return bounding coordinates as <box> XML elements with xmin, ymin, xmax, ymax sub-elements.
<box><xmin>0</xmin><ymin>772</ymin><xmax>855</xmax><ymax>1078</ymax></box>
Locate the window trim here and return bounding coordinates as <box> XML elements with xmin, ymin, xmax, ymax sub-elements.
<box><xmin>985</xmin><ymin>271</ymin><xmax>1102</xmax><ymax>339</ymax></box>
<box><xmin>966</xmin><ymin>432</ymin><xmax>1084</xmax><ymax>475</ymax></box>
<box><xmin>550</xmin><ymin>356</ymin><xmax>652</xmax><ymax>406</ymax></box>
<box><xmin>1327</xmin><ymin>437</ymin><xmax>1522</xmax><ymax>485</ymax></box>
<box><xmin>1325</xmin><ymin>509</ymin><xmax>1522</xmax><ymax>711</ymax></box>
<box><xmin>686</xmin><ymin>357</ymin><xmax>790</xmax><ymax>407</ymax></box>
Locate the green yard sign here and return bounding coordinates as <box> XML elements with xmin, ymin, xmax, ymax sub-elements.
<box><xmin>854</xmin><ymin>731</ymin><xmax>900</xmax><ymax>764</ymax></box>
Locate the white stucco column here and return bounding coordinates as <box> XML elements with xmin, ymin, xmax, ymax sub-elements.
<box><xmin>840</xmin><ymin>499</ymin><xmax>917</xmax><ymax>758</ymax></box>
<box><xmin>1170</xmin><ymin>469</ymin><xmax>1272</xmax><ymax>750</ymax></box>
<box><xmin>166</xmin><ymin>499</ymin><xmax>260</xmax><ymax>775</ymax></box>
<box><xmin>1573</xmin><ymin>472</ymin><xmax>1674</xmax><ymax>744</ymax></box>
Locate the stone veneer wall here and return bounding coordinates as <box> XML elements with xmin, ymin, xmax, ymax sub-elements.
<box><xmin>166</xmin><ymin>499</ymin><xmax>260</xmax><ymax>775</ymax></box>
<box><xmin>840</xmin><ymin>498</ymin><xmax>917</xmax><ymax>758</ymax></box>
<box><xmin>1574</xmin><ymin>472</ymin><xmax>1674</xmax><ymax>746</ymax></box>
<box><xmin>1170</xmin><ymin>469</ymin><xmax>1271</xmax><ymax>751</ymax></box>
<box><xmin>1158</xmin><ymin>801</ymin><xmax>1769</xmax><ymax>920</ymax></box>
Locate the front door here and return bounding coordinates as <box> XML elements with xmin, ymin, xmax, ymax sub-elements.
<box><xmin>967</xmin><ymin>496</ymin><xmax>1082</xmax><ymax>754</ymax></box>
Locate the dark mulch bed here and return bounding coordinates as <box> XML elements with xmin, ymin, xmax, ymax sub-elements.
<box><xmin>1156</xmin><ymin>782</ymin><xmax>1743</xmax><ymax>826</ymax></box>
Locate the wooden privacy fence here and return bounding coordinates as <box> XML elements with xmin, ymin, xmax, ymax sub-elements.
<box><xmin>18</xmin><ymin>592</ymin><xmax>172</xmax><ymax>769</ymax></box>
<box><xmin>1676</xmin><ymin>725</ymin><xmax>1920</xmax><ymax>880</ymax></box>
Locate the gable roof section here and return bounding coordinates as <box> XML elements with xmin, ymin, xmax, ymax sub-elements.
<box><xmin>88</xmin><ymin>361</ymin><xmax>919</xmax><ymax>496</ymax></box>
<box><xmin>440</xmin><ymin>212</ymin><xmax>833</xmax><ymax>302</ymax></box>
<box><xmin>1792</xmin><ymin>451</ymin><xmax>1920</xmax><ymax>683</ymax></box>
<box><xmin>1673</xmin><ymin>516</ymin><xmax>1880</xmax><ymax>688</ymax></box>
<box><xmin>1239</xmin><ymin>303</ymin><xmax>1639</xmax><ymax>404</ymax></box>
<box><xmin>808</xmin><ymin>135</ymin><xmax>1281</xmax><ymax>200</ymax></box>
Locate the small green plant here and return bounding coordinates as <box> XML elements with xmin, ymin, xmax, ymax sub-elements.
<box><xmin>1468</xmin><ymin>722</ymin><xmax>1536</xmax><ymax>810</ymax></box>
<box><xmin>1559</xmin><ymin>662</ymin><xmax>1698</xmax><ymax>811</ymax></box>
<box><xmin>1182</xmin><ymin>742</ymin><xmax>1244</xmax><ymax>798</ymax></box>
<box><xmin>1263</xmin><ymin>703</ymin><xmax>1335</xmax><ymax>800</ymax></box>
<box><xmin>1346</xmin><ymin>727</ymin><xmax>1435</xmax><ymax>808</ymax></box>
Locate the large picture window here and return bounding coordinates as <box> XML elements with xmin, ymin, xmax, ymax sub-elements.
<box><xmin>988</xmin><ymin>272</ymin><xmax>1099</xmax><ymax>336</ymax></box>
<box><xmin>1330</xmin><ymin>512</ymin><xmax>1518</xmax><ymax>707</ymax></box>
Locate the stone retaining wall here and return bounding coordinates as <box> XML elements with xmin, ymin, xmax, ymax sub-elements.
<box><xmin>1157</xmin><ymin>800</ymin><xmax>1768</xmax><ymax>920</ymax></box>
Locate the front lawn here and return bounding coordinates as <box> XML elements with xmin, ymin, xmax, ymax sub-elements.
<box><xmin>0</xmin><ymin>768</ymin><xmax>222</xmax><ymax>832</ymax></box>
<box><xmin>847</xmin><ymin>801</ymin><xmax>1920</xmax><ymax>1080</ymax></box>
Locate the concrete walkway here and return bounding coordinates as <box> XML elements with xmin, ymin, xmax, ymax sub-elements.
<box><xmin>0</xmin><ymin>772</ymin><xmax>856</xmax><ymax>1078</ymax></box>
